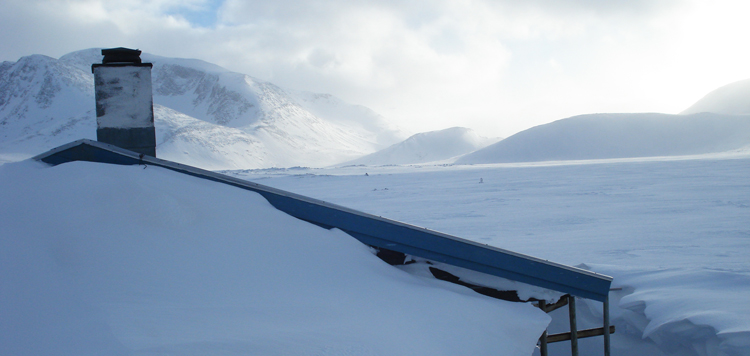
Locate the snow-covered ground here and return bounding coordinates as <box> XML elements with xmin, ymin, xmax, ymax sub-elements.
<box><xmin>0</xmin><ymin>159</ymin><xmax>548</xmax><ymax>356</ymax></box>
<box><xmin>3</xmin><ymin>150</ymin><xmax>749</xmax><ymax>355</ymax></box>
<box><xmin>3</xmin><ymin>49</ymin><xmax>750</xmax><ymax>355</ymax></box>
<box><xmin>227</xmin><ymin>152</ymin><xmax>750</xmax><ymax>356</ymax></box>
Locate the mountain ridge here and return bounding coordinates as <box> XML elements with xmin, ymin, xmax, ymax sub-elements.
<box><xmin>344</xmin><ymin>127</ymin><xmax>499</xmax><ymax>166</ymax></box>
<box><xmin>1</xmin><ymin>49</ymin><xmax>406</xmax><ymax>169</ymax></box>
<box><xmin>456</xmin><ymin>112</ymin><xmax>750</xmax><ymax>164</ymax></box>
<box><xmin>682</xmin><ymin>78</ymin><xmax>750</xmax><ymax>116</ymax></box>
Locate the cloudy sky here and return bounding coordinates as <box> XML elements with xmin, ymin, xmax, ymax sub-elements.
<box><xmin>2</xmin><ymin>0</ymin><xmax>749</xmax><ymax>137</ymax></box>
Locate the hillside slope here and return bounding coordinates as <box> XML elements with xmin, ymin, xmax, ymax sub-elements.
<box><xmin>0</xmin><ymin>54</ymin><xmax>96</xmax><ymax>155</ymax></box>
<box><xmin>682</xmin><ymin>78</ymin><xmax>750</xmax><ymax>115</ymax></box>
<box><xmin>456</xmin><ymin>113</ymin><xmax>750</xmax><ymax>164</ymax></box>
<box><xmin>345</xmin><ymin>127</ymin><xmax>499</xmax><ymax>166</ymax></box>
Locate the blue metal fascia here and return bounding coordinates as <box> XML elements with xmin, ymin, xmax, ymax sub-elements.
<box><xmin>33</xmin><ymin>139</ymin><xmax>143</xmax><ymax>166</ymax></box>
<box><xmin>33</xmin><ymin>140</ymin><xmax>613</xmax><ymax>302</ymax></box>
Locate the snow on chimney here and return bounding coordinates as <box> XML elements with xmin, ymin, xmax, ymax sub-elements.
<box><xmin>92</xmin><ymin>48</ymin><xmax>156</xmax><ymax>157</ymax></box>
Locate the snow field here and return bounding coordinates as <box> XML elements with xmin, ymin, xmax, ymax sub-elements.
<box><xmin>230</xmin><ymin>154</ymin><xmax>750</xmax><ymax>356</ymax></box>
<box><xmin>0</xmin><ymin>160</ymin><xmax>549</xmax><ymax>356</ymax></box>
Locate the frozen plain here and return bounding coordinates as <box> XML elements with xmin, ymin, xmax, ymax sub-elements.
<box><xmin>227</xmin><ymin>152</ymin><xmax>750</xmax><ymax>356</ymax></box>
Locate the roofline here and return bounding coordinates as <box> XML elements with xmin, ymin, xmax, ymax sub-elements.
<box><xmin>33</xmin><ymin>139</ymin><xmax>613</xmax><ymax>301</ymax></box>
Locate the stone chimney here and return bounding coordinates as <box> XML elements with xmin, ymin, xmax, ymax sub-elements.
<box><xmin>92</xmin><ymin>48</ymin><xmax>156</xmax><ymax>157</ymax></box>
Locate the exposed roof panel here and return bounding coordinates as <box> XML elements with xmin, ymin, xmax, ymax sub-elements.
<box><xmin>34</xmin><ymin>139</ymin><xmax>612</xmax><ymax>301</ymax></box>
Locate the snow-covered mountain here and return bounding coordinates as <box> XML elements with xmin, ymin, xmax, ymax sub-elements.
<box><xmin>682</xmin><ymin>78</ymin><xmax>750</xmax><ymax>115</ymax></box>
<box><xmin>343</xmin><ymin>127</ymin><xmax>499</xmax><ymax>166</ymax></box>
<box><xmin>0</xmin><ymin>54</ymin><xmax>96</xmax><ymax>159</ymax></box>
<box><xmin>456</xmin><ymin>112</ymin><xmax>750</xmax><ymax>164</ymax></box>
<box><xmin>0</xmin><ymin>49</ymin><xmax>406</xmax><ymax>169</ymax></box>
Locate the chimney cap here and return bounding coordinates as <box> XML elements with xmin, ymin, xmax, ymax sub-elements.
<box><xmin>101</xmin><ymin>47</ymin><xmax>142</xmax><ymax>64</ymax></box>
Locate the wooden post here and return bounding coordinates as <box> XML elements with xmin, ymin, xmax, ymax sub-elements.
<box><xmin>539</xmin><ymin>300</ymin><xmax>548</xmax><ymax>356</ymax></box>
<box><xmin>604</xmin><ymin>297</ymin><xmax>611</xmax><ymax>356</ymax></box>
<box><xmin>569</xmin><ymin>295</ymin><xmax>578</xmax><ymax>356</ymax></box>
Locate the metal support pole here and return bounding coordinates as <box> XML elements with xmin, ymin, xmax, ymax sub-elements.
<box><xmin>539</xmin><ymin>300</ymin><xmax>548</xmax><ymax>356</ymax></box>
<box><xmin>569</xmin><ymin>295</ymin><xmax>579</xmax><ymax>356</ymax></box>
<box><xmin>604</xmin><ymin>297</ymin><xmax>611</xmax><ymax>356</ymax></box>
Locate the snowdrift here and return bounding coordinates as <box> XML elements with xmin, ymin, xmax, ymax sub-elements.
<box><xmin>592</xmin><ymin>265</ymin><xmax>750</xmax><ymax>356</ymax></box>
<box><xmin>456</xmin><ymin>113</ymin><xmax>750</xmax><ymax>164</ymax></box>
<box><xmin>0</xmin><ymin>160</ymin><xmax>549</xmax><ymax>356</ymax></box>
<box><xmin>344</xmin><ymin>127</ymin><xmax>499</xmax><ymax>166</ymax></box>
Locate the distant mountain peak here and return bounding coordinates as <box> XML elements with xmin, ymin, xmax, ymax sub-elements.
<box><xmin>0</xmin><ymin>53</ymin><xmax>93</xmax><ymax>128</ymax></box>
<box><xmin>456</xmin><ymin>112</ymin><xmax>750</xmax><ymax>164</ymax></box>
<box><xmin>682</xmin><ymin>78</ymin><xmax>750</xmax><ymax>116</ymax></box>
<box><xmin>344</xmin><ymin>126</ymin><xmax>500</xmax><ymax>166</ymax></box>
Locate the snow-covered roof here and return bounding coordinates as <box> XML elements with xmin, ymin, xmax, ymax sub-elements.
<box><xmin>2</xmin><ymin>155</ymin><xmax>548</xmax><ymax>355</ymax></box>
<box><xmin>34</xmin><ymin>139</ymin><xmax>613</xmax><ymax>301</ymax></box>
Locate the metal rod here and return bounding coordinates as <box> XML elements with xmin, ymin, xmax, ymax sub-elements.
<box><xmin>604</xmin><ymin>297</ymin><xmax>611</xmax><ymax>356</ymax></box>
<box><xmin>543</xmin><ymin>296</ymin><xmax>569</xmax><ymax>313</ymax></box>
<box><xmin>547</xmin><ymin>325</ymin><xmax>615</xmax><ymax>343</ymax></box>
<box><xmin>539</xmin><ymin>300</ymin><xmax>548</xmax><ymax>356</ymax></box>
<box><xmin>569</xmin><ymin>295</ymin><xmax>579</xmax><ymax>356</ymax></box>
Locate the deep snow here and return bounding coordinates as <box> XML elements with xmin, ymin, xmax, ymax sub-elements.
<box><xmin>229</xmin><ymin>152</ymin><xmax>750</xmax><ymax>356</ymax></box>
<box><xmin>3</xmin><ymin>50</ymin><xmax>750</xmax><ymax>356</ymax></box>
<box><xmin>0</xmin><ymin>160</ymin><xmax>549</xmax><ymax>356</ymax></box>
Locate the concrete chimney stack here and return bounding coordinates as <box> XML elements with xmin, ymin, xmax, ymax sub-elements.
<box><xmin>92</xmin><ymin>48</ymin><xmax>156</xmax><ymax>157</ymax></box>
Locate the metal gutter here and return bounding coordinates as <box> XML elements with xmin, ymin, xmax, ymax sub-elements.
<box><xmin>33</xmin><ymin>139</ymin><xmax>613</xmax><ymax>301</ymax></box>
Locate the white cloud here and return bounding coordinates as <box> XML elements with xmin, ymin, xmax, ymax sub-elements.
<box><xmin>1</xmin><ymin>0</ymin><xmax>749</xmax><ymax>136</ymax></box>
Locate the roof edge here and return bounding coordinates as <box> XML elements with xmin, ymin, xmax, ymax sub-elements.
<box><xmin>33</xmin><ymin>139</ymin><xmax>613</xmax><ymax>301</ymax></box>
